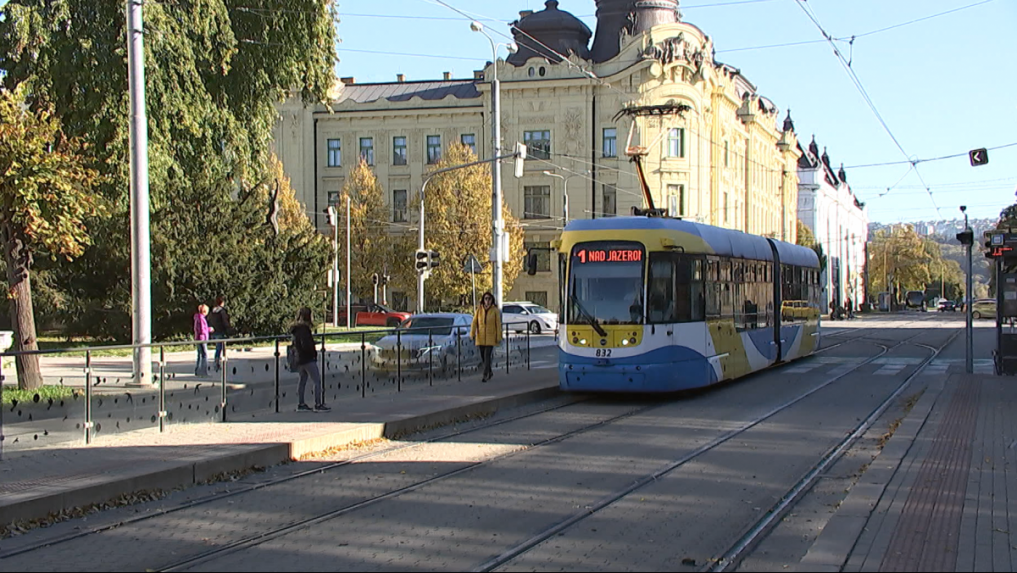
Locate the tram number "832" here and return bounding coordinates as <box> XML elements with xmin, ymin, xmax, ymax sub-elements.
<box><xmin>595</xmin><ymin>349</ymin><xmax>613</xmax><ymax>358</ymax></box>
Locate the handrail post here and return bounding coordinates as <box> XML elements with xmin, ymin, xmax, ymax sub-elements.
<box><xmin>220</xmin><ymin>341</ymin><xmax>228</xmax><ymax>423</ymax></box>
<box><xmin>158</xmin><ymin>346</ymin><xmax>166</xmax><ymax>433</ymax></box>
<box><xmin>274</xmin><ymin>338</ymin><xmax>281</xmax><ymax>414</ymax></box>
<box><xmin>428</xmin><ymin>329</ymin><xmax>433</xmax><ymax>387</ymax></box>
<box><xmin>1</xmin><ymin>355</ymin><xmax>5</xmax><ymax>461</ymax></box>
<box><xmin>527</xmin><ymin>326</ymin><xmax>531</xmax><ymax>370</ymax></box>
<box><xmin>457</xmin><ymin>330</ymin><xmax>462</xmax><ymax>382</ymax></box>
<box><xmin>319</xmin><ymin>332</ymin><xmax>327</xmax><ymax>393</ymax></box>
<box><xmin>360</xmin><ymin>332</ymin><xmax>366</xmax><ymax>399</ymax></box>
<box><xmin>84</xmin><ymin>350</ymin><xmax>93</xmax><ymax>444</ymax></box>
<box><xmin>505</xmin><ymin>321</ymin><xmax>510</xmax><ymax>375</ymax></box>
<box><xmin>396</xmin><ymin>328</ymin><xmax>402</xmax><ymax>392</ymax></box>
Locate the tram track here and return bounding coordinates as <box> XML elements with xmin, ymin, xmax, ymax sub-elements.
<box><xmin>0</xmin><ymin>319</ymin><xmax>941</xmax><ymax>572</ymax></box>
<box><xmin>472</xmin><ymin>325</ymin><xmax>954</xmax><ymax>572</ymax></box>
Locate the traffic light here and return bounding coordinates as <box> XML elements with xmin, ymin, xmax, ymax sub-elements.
<box><xmin>415</xmin><ymin>250</ymin><xmax>429</xmax><ymax>271</ymax></box>
<box><xmin>956</xmin><ymin>229</ymin><xmax>974</xmax><ymax>246</ymax></box>
<box><xmin>372</xmin><ymin>273</ymin><xmax>379</xmax><ymax>286</ymax></box>
<box><xmin>381</xmin><ymin>274</ymin><xmax>390</xmax><ymax>286</ymax></box>
<box><xmin>514</xmin><ymin>142</ymin><xmax>527</xmax><ymax>179</ymax></box>
<box><xmin>428</xmin><ymin>250</ymin><xmax>440</xmax><ymax>269</ymax></box>
<box><xmin>326</xmin><ymin>206</ymin><xmax>337</xmax><ymax>226</ymax></box>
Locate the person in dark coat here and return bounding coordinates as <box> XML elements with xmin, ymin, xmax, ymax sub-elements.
<box><xmin>291</xmin><ymin>307</ymin><xmax>329</xmax><ymax>412</ymax></box>
<box><xmin>207</xmin><ymin>296</ymin><xmax>232</xmax><ymax>372</ymax></box>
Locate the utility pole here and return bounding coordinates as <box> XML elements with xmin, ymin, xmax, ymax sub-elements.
<box><xmin>127</xmin><ymin>0</ymin><xmax>152</xmax><ymax>385</ymax></box>
<box><xmin>346</xmin><ymin>194</ymin><xmax>351</xmax><ymax>329</ymax></box>
<box><xmin>327</xmin><ymin>205</ymin><xmax>339</xmax><ymax>328</ymax></box>
<box><xmin>961</xmin><ymin>206</ymin><xmax>974</xmax><ymax>374</ymax></box>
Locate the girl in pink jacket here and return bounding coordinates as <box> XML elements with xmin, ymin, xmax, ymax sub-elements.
<box><xmin>193</xmin><ymin>304</ymin><xmax>211</xmax><ymax>376</ymax></box>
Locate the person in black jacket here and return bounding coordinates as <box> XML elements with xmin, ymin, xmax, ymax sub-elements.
<box><xmin>208</xmin><ymin>296</ymin><xmax>232</xmax><ymax>372</ymax></box>
<box><xmin>291</xmin><ymin>307</ymin><xmax>329</xmax><ymax>412</ymax></box>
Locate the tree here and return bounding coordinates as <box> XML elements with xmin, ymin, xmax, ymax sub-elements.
<box><xmin>796</xmin><ymin>220</ymin><xmax>815</xmax><ymax>248</ymax></box>
<box><xmin>339</xmin><ymin>158</ymin><xmax>394</xmax><ymax>302</ymax></box>
<box><xmin>402</xmin><ymin>144</ymin><xmax>525</xmax><ymax>310</ymax></box>
<box><xmin>0</xmin><ymin>86</ymin><xmax>102</xmax><ymax>389</ymax></box>
<box><xmin>0</xmin><ymin>0</ymin><xmax>338</xmax><ymax>340</ymax></box>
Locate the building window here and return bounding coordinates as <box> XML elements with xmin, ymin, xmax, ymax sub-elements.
<box><xmin>524</xmin><ymin>130</ymin><xmax>551</xmax><ymax>160</ymax></box>
<box><xmin>393</xmin><ymin>189</ymin><xmax>407</xmax><ymax>223</ymax></box>
<box><xmin>724</xmin><ymin>140</ymin><xmax>729</xmax><ymax>167</ymax></box>
<box><xmin>327</xmin><ymin>138</ymin><xmax>341</xmax><ymax>167</ymax></box>
<box><xmin>524</xmin><ymin>186</ymin><xmax>551</xmax><ymax>219</ymax></box>
<box><xmin>359</xmin><ymin>137</ymin><xmax>374</xmax><ymax>165</ymax></box>
<box><xmin>525</xmin><ymin>291</ymin><xmax>549</xmax><ymax>308</ymax></box>
<box><xmin>603</xmin><ymin>128</ymin><xmax>617</xmax><ymax>158</ymax></box>
<box><xmin>667</xmin><ymin>128</ymin><xmax>685</xmax><ymax>158</ymax></box>
<box><xmin>723</xmin><ymin>191</ymin><xmax>729</xmax><ymax>222</ymax></box>
<box><xmin>427</xmin><ymin>135</ymin><xmax>441</xmax><ymax>164</ymax></box>
<box><xmin>603</xmin><ymin>184</ymin><xmax>617</xmax><ymax>217</ymax></box>
<box><xmin>461</xmin><ymin>133</ymin><xmax>476</xmax><ymax>155</ymax></box>
<box><xmin>668</xmin><ymin>184</ymin><xmax>686</xmax><ymax>218</ymax></box>
<box><xmin>393</xmin><ymin>136</ymin><xmax>407</xmax><ymax>166</ymax></box>
<box><xmin>524</xmin><ymin>242</ymin><xmax>551</xmax><ymax>272</ymax></box>
<box><xmin>327</xmin><ymin>191</ymin><xmax>340</xmax><ymax>207</ymax></box>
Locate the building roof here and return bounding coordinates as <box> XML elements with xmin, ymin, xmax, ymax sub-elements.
<box><xmin>335</xmin><ymin>80</ymin><xmax>481</xmax><ymax>104</ymax></box>
<box><xmin>507</xmin><ymin>0</ymin><xmax>592</xmax><ymax>66</ymax></box>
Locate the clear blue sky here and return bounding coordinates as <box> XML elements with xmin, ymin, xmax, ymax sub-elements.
<box><xmin>334</xmin><ymin>0</ymin><xmax>1017</xmax><ymax>224</ymax></box>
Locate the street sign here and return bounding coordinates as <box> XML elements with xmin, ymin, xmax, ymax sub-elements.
<box><xmin>463</xmin><ymin>254</ymin><xmax>484</xmax><ymax>274</ymax></box>
<box><xmin>969</xmin><ymin>148</ymin><xmax>989</xmax><ymax>166</ymax></box>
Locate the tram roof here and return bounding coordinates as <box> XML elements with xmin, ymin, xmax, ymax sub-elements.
<box><xmin>564</xmin><ymin>217</ymin><xmax>819</xmax><ymax>268</ymax></box>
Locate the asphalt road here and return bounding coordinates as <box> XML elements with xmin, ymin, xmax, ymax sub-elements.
<box><xmin>0</xmin><ymin>314</ymin><xmax>987</xmax><ymax>571</ymax></box>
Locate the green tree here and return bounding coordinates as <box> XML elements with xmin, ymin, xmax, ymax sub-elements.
<box><xmin>339</xmin><ymin>158</ymin><xmax>394</xmax><ymax>303</ymax></box>
<box><xmin>0</xmin><ymin>0</ymin><xmax>338</xmax><ymax>340</ymax></box>
<box><xmin>0</xmin><ymin>86</ymin><xmax>102</xmax><ymax>389</ymax></box>
<box><xmin>400</xmin><ymin>144</ymin><xmax>525</xmax><ymax>311</ymax></box>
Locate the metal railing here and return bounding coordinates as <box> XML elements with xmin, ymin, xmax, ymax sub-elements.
<box><xmin>0</xmin><ymin>320</ymin><xmax>543</xmax><ymax>459</ymax></box>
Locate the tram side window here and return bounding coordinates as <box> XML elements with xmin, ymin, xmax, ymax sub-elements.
<box><xmin>648</xmin><ymin>255</ymin><xmax>677</xmax><ymax>323</ymax></box>
<box><xmin>648</xmin><ymin>254</ymin><xmax>705</xmax><ymax>323</ymax></box>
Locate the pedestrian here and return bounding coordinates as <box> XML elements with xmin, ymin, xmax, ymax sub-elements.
<box><xmin>291</xmin><ymin>307</ymin><xmax>329</xmax><ymax>412</ymax></box>
<box><xmin>207</xmin><ymin>296</ymin><xmax>232</xmax><ymax>372</ymax></box>
<box><xmin>193</xmin><ymin>304</ymin><xmax>211</xmax><ymax>377</ymax></box>
<box><xmin>470</xmin><ymin>291</ymin><xmax>502</xmax><ymax>382</ymax></box>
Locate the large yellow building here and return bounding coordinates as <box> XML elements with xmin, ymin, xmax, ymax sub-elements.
<box><xmin>273</xmin><ymin>0</ymin><xmax>801</xmax><ymax>312</ymax></box>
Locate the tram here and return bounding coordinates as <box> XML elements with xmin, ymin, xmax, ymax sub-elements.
<box><xmin>557</xmin><ymin>216</ymin><xmax>821</xmax><ymax>392</ymax></box>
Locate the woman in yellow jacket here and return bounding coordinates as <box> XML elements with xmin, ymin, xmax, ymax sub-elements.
<box><xmin>471</xmin><ymin>291</ymin><xmax>502</xmax><ymax>382</ymax></box>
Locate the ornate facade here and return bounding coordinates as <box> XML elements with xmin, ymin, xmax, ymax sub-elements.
<box><xmin>273</xmin><ymin>0</ymin><xmax>802</xmax><ymax>312</ymax></box>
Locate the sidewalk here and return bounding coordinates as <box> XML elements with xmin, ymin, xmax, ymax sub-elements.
<box><xmin>0</xmin><ymin>365</ymin><xmax>565</xmax><ymax>527</ymax></box>
<box><xmin>801</xmin><ymin>370</ymin><xmax>1017</xmax><ymax>572</ymax></box>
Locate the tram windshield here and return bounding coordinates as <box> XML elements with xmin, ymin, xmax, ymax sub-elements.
<box><xmin>568</xmin><ymin>242</ymin><xmax>645</xmax><ymax>326</ymax></box>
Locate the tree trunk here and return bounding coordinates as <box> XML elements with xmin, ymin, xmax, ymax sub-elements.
<box><xmin>3</xmin><ymin>223</ymin><xmax>43</xmax><ymax>390</ymax></box>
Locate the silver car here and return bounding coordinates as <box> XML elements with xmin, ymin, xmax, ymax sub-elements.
<box><xmin>370</xmin><ymin>313</ymin><xmax>478</xmax><ymax>372</ymax></box>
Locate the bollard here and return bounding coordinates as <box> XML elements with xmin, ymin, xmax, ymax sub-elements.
<box><xmin>274</xmin><ymin>338</ymin><xmax>281</xmax><ymax>414</ymax></box>
<box><xmin>159</xmin><ymin>346</ymin><xmax>167</xmax><ymax>433</ymax></box>
<box><xmin>85</xmin><ymin>350</ymin><xmax>93</xmax><ymax>444</ymax></box>
<box><xmin>396</xmin><ymin>328</ymin><xmax>402</xmax><ymax>392</ymax></box>
<box><xmin>220</xmin><ymin>341</ymin><xmax>228</xmax><ymax>423</ymax></box>
<box><xmin>361</xmin><ymin>332</ymin><xmax>367</xmax><ymax>399</ymax></box>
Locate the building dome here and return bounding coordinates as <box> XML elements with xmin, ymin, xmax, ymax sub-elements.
<box><xmin>507</xmin><ymin>1</ymin><xmax>592</xmax><ymax>66</ymax></box>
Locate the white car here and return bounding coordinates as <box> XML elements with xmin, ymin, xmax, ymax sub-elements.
<box><xmin>370</xmin><ymin>313</ymin><xmax>478</xmax><ymax>372</ymax></box>
<box><xmin>502</xmin><ymin>302</ymin><xmax>558</xmax><ymax>335</ymax></box>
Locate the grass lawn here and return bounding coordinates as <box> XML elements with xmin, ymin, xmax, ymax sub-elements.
<box><xmin>1</xmin><ymin>384</ymin><xmax>78</xmax><ymax>405</ymax></box>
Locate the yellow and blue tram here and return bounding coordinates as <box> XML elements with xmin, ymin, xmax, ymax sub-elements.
<box><xmin>557</xmin><ymin>216</ymin><xmax>821</xmax><ymax>392</ymax></box>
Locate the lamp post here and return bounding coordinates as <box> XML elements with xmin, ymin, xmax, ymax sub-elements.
<box><xmin>962</xmin><ymin>205</ymin><xmax>973</xmax><ymax>374</ymax></box>
<box><xmin>542</xmin><ymin>170</ymin><xmax>586</xmax><ymax>226</ymax></box>
<box><xmin>471</xmin><ymin>21</ymin><xmax>516</xmax><ymax>309</ymax></box>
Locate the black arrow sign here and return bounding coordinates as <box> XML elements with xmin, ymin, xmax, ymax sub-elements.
<box><xmin>969</xmin><ymin>148</ymin><xmax>989</xmax><ymax>166</ymax></box>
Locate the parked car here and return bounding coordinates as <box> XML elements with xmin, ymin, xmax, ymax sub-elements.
<box><xmin>370</xmin><ymin>313</ymin><xmax>478</xmax><ymax>372</ymax></box>
<box><xmin>972</xmin><ymin>299</ymin><xmax>996</xmax><ymax>319</ymax></box>
<box><xmin>502</xmin><ymin>301</ymin><xmax>559</xmax><ymax>334</ymax></box>
<box><xmin>938</xmin><ymin>300</ymin><xmax>957</xmax><ymax>312</ymax></box>
<box><xmin>337</xmin><ymin>303</ymin><xmax>411</xmax><ymax>328</ymax></box>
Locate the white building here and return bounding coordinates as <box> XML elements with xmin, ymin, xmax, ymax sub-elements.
<box><xmin>796</xmin><ymin>136</ymin><xmax>869</xmax><ymax>311</ymax></box>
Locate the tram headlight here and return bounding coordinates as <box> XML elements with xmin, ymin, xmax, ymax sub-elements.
<box><xmin>579</xmin><ymin>339</ymin><xmax>587</xmax><ymax>345</ymax></box>
<box><xmin>621</xmin><ymin>339</ymin><xmax>630</xmax><ymax>346</ymax></box>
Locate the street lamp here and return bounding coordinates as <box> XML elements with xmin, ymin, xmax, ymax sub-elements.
<box><xmin>542</xmin><ymin>170</ymin><xmax>586</xmax><ymax>226</ymax></box>
<box><xmin>961</xmin><ymin>205</ymin><xmax>973</xmax><ymax>373</ymax></box>
<box><xmin>471</xmin><ymin>20</ymin><xmax>517</xmax><ymax>309</ymax></box>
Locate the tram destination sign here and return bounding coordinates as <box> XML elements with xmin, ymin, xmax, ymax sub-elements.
<box><xmin>574</xmin><ymin>248</ymin><xmax>643</xmax><ymax>264</ymax></box>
